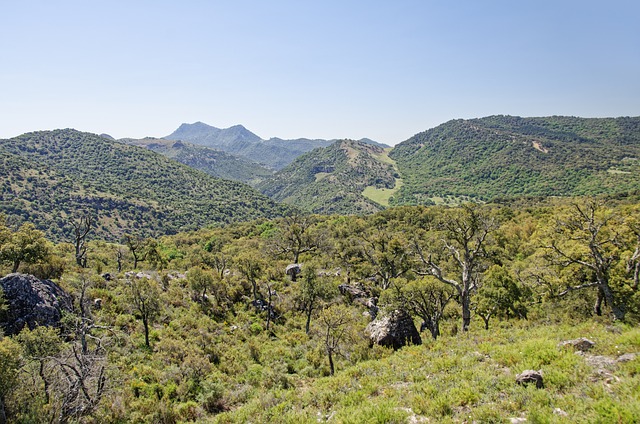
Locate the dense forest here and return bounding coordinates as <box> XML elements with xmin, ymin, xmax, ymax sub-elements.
<box><xmin>1</xmin><ymin>196</ymin><xmax>639</xmax><ymax>423</ymax></box>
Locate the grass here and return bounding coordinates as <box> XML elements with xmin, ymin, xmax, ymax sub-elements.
<box><xmin>362</xmin><ymin>149</ymin><xmax>404</xmax><ymax>207</ymax></box>
<box><xmin>362</xmin><ymin>180</ymin><xmax>403</xmax><ymax>207</ymax></box>
<box><xmin>212</xmin><ymin>320</ymin><xmax>640</xmax><ymax>423</ymax></box>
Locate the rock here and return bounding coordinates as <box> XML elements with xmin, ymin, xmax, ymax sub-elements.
<box><xmin>365</xmin><ymin>309</ymin><xmax>422</xmax><ymax>350</ymax></box>
<box><xmin>285</xmin><ymin>264</ymin><xmax>302</xmax><ymax>277</ymax></box>
<box><xmin>510</xmin><ymin>418</ymin><xmax>527</xmax><ymax>424</ymax></box>
<box><xmin>94</xmin><ymin>298</ymin><xmax>103</xmax><ymax>310</ymax></box>
<box><xmin>338</xmin><ymin>283</ymin><xmax>370</xmax><ymax>300</ymax></box>
<box><xmin>553</xmin><ymin>408</ymin><xmax>568</xmax><ymax>417</ymax></box>
<box><xmin>516</xmin><ymin>370</ymin><xmax>544</xmax><ymax>388</ymax></box>
<box><xmin>101</xmin><ymin>273</ymin><xmax>112</xmax><ymax>281</ymax></box>
<box><xmin>617</xmin><ymin>353</ymin><xmax>638</xmax><ymax>363</ymax></box>
<box><xmin>0</xmin><ymin>273</ymin><xmax>73</xmax><ymax>335</ymax></box>
<box><xmin>558</xmin><ymin>338</ymin><xmax>595</xmax><ymax>352</ymax></box>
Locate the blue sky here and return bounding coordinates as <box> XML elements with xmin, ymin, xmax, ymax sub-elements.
<box><xmin>1</xmin><ymin>1</ymin><xmax>639</xmax><ymax>145</ymax></box>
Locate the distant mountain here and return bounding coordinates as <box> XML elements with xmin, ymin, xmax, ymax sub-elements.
<box><xmin>0</xmin><ymin>129</ymin><xmax>289</xmax><ymax>241</ymax></box>
<box><xmin>389</xmin><ymin>115</ymin><xmax>640</xmax><ymax>204</ymax></box>
<box><xmin>257</xmin><ymin>140</ymin><xmax>400</xmax><ymax>214</ymax></box>
<box><xmin>165</xmin><ymin>123</ymin><xmax>333</xmax><ymax>169</ymax></box>
<box><xmin>122</xmin><ymin>137</ymin><xmax>274</xmax><ymax>186</ymax></box>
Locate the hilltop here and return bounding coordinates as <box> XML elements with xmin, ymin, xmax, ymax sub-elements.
<box><xmin>0</xmin><ymin>129</ymin><xmax>288</xmax><ymax>241</ymax></box>
<box><xmin>257</xmin><ymin>139</ymin><xmax>400</xmax><ymax>214</ymax></box>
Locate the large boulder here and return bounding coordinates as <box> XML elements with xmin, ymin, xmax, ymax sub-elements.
<box><xmin>0</xmin><ymin>273</ymin><xmax>73</xmax><ymax>335</ymax></box>
<box><xmin>366</xmin><ymin>309</ymin><xmax>422</xmax><ymax>350</ymax></box>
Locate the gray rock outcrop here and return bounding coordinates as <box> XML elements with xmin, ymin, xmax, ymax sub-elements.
<box><xmin>558</xmin><ymin>337</ymin><xmax>595</xmax><ymax>352</ymax></box>
<box><xmin>0</xmin><ymin>273</ymin><xmax>73</xmax><ymax>335</ymax></box>
<box><xmin>365</xmin><ymin>309</ymin><xmax>422</xmax><ymax>350</ymax></box>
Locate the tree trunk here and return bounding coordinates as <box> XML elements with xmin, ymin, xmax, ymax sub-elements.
<box><xmin>143</xmin><ymin>317</ymin><xmax>150</xmax><ymax>348</ymax></box>
<box><xmin>0</xmin><ymin>397</ymin><xmax>7</xmax><ymax>424</ymax></box>
<box><xmin>11</xmin><ymin>260</ymin><xmax>19</xmax><ymax>273</ymax></box>
<box><xmin>328</xmin><ymin>349</ymin><xmax>335</xmax><ymax>376</ymax></box>
<box><xmin>305</xmin><ymin>306</ymin><xmax>312</xmax><ymax>334</ymax></box>
<box><xmin>429</xmin><ymin>318</ymin><xmax>440</xmax><ymax>340</ymax></box>
<box><xmin>594</xmin><ymin>289</ymin><xmax>604</xmax><ymax>316</ymax></box>
<box><xmin>482</xmin><ymin>314</ymin><xmax>490</xmax><ymax>330</ymax></box>
<box><xmin>461</xmin><ymin>289</ymin><xmax>471</xmax><ymax>332</ymax></box>
<box><xmin>598</xmin><ymin>276</ymin><xmax>625</xmax><ymax>320</ymax></box>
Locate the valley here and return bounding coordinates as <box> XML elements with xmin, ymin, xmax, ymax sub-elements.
<box><xmin>1</xmin><ymin>115</ymin><xmax>640</xmax><ymax>424</ymax></box>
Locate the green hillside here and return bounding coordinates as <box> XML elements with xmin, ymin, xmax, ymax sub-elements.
<box><xmin>257</xmin><ymin>140</ymin><xmax>400</xmax><ymax>214</ymax></box>
<box><xmin>0</xmin><ymin>129</ymin><xmax>288</xmax><ymax>241</ymax></box>
<box><xmin>390</xmin><ymin>115</ymin><xmax>640</xmax><ymax>205</ymax></box>
<box><xmin>122</xmin><ymin>137</ymin><xmax>274</xmax><ymax>186</ymax></box>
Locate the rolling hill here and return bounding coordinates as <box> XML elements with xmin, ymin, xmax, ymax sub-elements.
<box><xmin>121</xmin><ymin>137</ymin><xmax>274</xmax><ymax>186</ymax></box>
<box><xmin>257</xmin><ymin>139</ymin><xmax>401</xmax><ymax>214</ymax></box>
<box><xmin>0</xmin><ymin>129</ymin><xmax>289</xmax><ymax>241</ymax></box>
<box><xmin>389</xmin><ymin>115</ymin><xmax>640</xmax><ymax>205</ymax></box>
<box><xmin>165</xmin><ymin>122</ymin><xmax>388</xmax><ymax>170</ymax></box>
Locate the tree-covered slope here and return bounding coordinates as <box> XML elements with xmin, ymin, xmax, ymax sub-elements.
<box><xmin>389</xmin><ymin>115</ymin><xmax>640</xmax><ymax>205</ymax></box>
<box><xmin>0</xmin><ymin>129</ymin><xmax>288</xmax><ymax>241</ymax></box>
<box><xmin>257</xmin><ymin>140</ymin><xmax>400</xmax><ymax>214</ymax></box>
<box><xmin>122</xmin><ymin>137</ymin><xmax>274</xmax><ymax>186</ymax></box>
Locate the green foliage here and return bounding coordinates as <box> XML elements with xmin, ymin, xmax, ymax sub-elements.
<box><xmin>390</xmin><ymin>115</ymin><xmax>640</xmax><ymax>205</ymax></box>
<box><xmin>0</xmin><ymin>129</ymin><xmax>289</xmax><ymax>242</ymax></box>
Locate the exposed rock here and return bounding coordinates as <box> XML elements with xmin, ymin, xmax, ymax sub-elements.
<box><xmin>558</xmin><ymin>337</ymin><xmax>595</xmax><ymax>352</ymax></box>
<box><xmin>285</xmin><ymin>264</ymin><xmax>302</xmax><ymax>281</ymax></box>
<box><xmin>94</xmin><ymin>298</ymin><xmax>103</xmax><ymax>310</ymax></box>
<box><xmin>510</xmin><ymin>418</ymin><xmax>527</xmax><ymax>424</ymax></box>
<box><xmin>101</xmin><ymin>273</ymin><xmax>112</xmax><ymax>281</ymax></box>
<box><xmin>0</xmin><ymin>273</ymin><xmax>73</xmax><ymax>335</ymax></box>
<box><xmin>125</xmin><ymin>271</ymin><xmax>153</xmax><ymax>280</ymax></box>
<box><xmin>617</xmin><ymin>353</ymin><xmax>638</xmax><ymax>363</ymax></box>
<box><xmin>516</xmin><ymin>370</ymin><xmax>544</xmax><ymax>388</ymax></box>
<box><xmin>366</xmin><ymin>309</ymin><xmax>422</xmax><ymax>350</ymax></box>
<box><xmin>553</xmin><ymin>408</ymin><xmax>568</xmax><ymax>417</ymax></box>
<box><xmin>585</xmin><ymin>355</ymin><xmax>617</xmax><ymax>369</ymax></box>
<box><xmin>338</xmin><ymin>283</ymin><xmax>370</xmax><ymax>300</ymax></box>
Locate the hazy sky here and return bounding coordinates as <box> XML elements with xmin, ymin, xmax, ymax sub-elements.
<box><xmin>1</xmin><ymin>1</ymin><xmax>639</xmax><ymax>145</ymax></box>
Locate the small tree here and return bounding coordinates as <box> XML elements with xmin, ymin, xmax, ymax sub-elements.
<box><xmin>319</xmin><ymin>304</ymin><xmax>356</xmax><ymax>376</ymax></box>
<box><xmin>70</xmin><ymin>214</ymin><xmax>94</xmax><ymax>268</ymax></box>
<box><xmin>393</xmin><ymin>277</ymin><xmax>455</xmax><ymax>340</ymax></box>
<box><xmin>415</xmin><ymin>204</ymin><xmax>496</xmax><ymax>332</ymax></box>
<box><xmin>124</xmin><ymin>234</ymin><xmax>147</xmax><ymax>270</ymax></box>
<box><xmin>0</xmin><ymin>223</ymin><xmax>50</xmax><ymax>273</ymax></box>
<box><xmin>545</xmin><ymin>199</ymin><xmax>626</xmax><ymax>320</ymax></box>
<box><xmin>187</xmin><ymin>267</ymin><xmax>215</xmax><ymax>303</ymax></box>
<box><xmin>298</xmin><ymin>265</ymin><xmax>335</xmax><ymax>334</ymax></box>
<box><xmin>269</xmin><ymin>214</ymin><xmax>324</xmax><ymax>268</ymax></box>
<box><xmin>475</xmin><ymin>265</ymin><xmax>530</xmax><ymax>330</ymax></box>
<box><xmin>129</xmin><ymin>277</ymin><xmax>161</xmax><ymax>348</ymax></box>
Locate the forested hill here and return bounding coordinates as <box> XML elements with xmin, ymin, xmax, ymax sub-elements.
<box><xmin>0</xmin><ymin>129</ymin><xmax>289</xmax><ymax>241</ymax></box>
<box><xmin>121</xmin><ymin>137</ymin><xmax>274</xmax><ymax>186</ymax></box>
<box><xmin>390</xmin><ymin>115</ymin><xmax>640</xmax><ymax>205</ymax></box>
<box><xmin>257</xmin><ymin>139</ymin><xmax>400</xmax><ymax>214</ymax></box>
